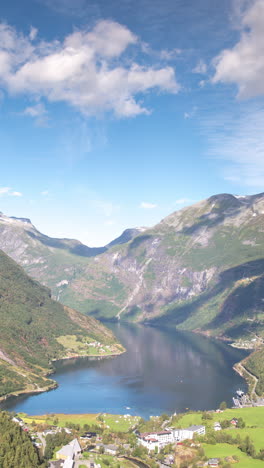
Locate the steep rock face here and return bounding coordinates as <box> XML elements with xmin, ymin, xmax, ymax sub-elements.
<box><xmin>0</xmin><ymin>193</ymin><xmax>263</xmax><ymax>338</ymax></box>
<box><xmin>64</xmin><ymin>193</ymin><xmax>264</xmax><ymax>324</ymax></box>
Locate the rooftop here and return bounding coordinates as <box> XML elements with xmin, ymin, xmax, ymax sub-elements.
<box><xmin>57</xmin><ymin>438</ymin><xmax>81</xmax><ymax>459</ymax></box>
<box><xmin>186</xmin><ymin>425</ymin><xmax>205</xmax><ymax>431</ymax></box>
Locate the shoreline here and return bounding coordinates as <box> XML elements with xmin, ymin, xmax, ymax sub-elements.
<box><xmin>2</xmin><ymin>330</ymin><xmax>261</xmax><ymax>412</ymax></box>
<box><xmin>193</xmin><ymin>328</ymin><xmax>263</xmax><ymax>398</ymax></box>
<box><xmin>233</xmin><ymin>356</ymin><xmax>259</xmax><ymax>399</ymax></box>
<box><xmin>0</xmin><ymin>347</ymin><xmax>125</xmax><ymax>405</ymax></box>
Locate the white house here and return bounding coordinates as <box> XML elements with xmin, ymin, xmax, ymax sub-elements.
<box><xmin>214</xmin><ymin>422</ymin><xmax>221</xmax><ymax>431</ymax></box>
<box><xmin>173</xmin><ymin>425</ymin><xmax>206</xmax><ymax>442</ymax></box>
<box><xmin>12</xmin><ymin>416</ymin><xmax>24</xmax><ymax>426</ymax></box>
<box><xmin>56</xmin><ymin>438</ymin><xmax>81</xmax><ymax>461</ymax></box>
<box><xmin>104</xmin><ymin>444</ymin><xmax>118</xmax><ymax>455</ymax></box>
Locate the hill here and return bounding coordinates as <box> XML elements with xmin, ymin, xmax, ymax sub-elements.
<box><xmin>0</xmin><ymin>249</ymin><xmax>123</xmax><ymax>399</ymax></box>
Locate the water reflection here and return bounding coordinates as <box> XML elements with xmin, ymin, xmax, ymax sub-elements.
<box><xmin>1</xmin><ymin>323</ymin><xmax>248</xmax><ymax>418</ymax></box>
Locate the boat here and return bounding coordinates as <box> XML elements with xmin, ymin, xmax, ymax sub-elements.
<box><xmin>236</xmin><ymin>389</ymin><xmax>244</xmax><ymax>397</ymax></box>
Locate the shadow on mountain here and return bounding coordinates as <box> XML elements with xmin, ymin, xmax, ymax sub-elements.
<box><xmin>26</xmin><ymin>230</ymin><xmax>106</xmax><ymax>257</ymax></box>
<box><xmin>209</xmin><ymin>274</ymin><xmax>264</xmax><ymax>329</ymax></box>
<box><xmin>128</xmin><ymin>234</ymin><xmax>152</xmax><ymax>250</ymax></box>
<box><xmin>107</xmin><ymin>229</ymin><xmax>142</xmax><ymax>248</ymax></box>
<box><xmin>180</xmin><ymin>194</ymin><xmax>246</xmax><ymax>235</ymax></box>
<box><xmin>151</xmin><ymin>258</ymin><xmax>264</xmax><ymax>328</ymax></box>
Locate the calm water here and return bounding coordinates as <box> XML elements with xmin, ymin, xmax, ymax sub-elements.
<box><xmin>2</xmin><ymin>323</ymin><xmax>248</xmax><ymax>418</ymax></box>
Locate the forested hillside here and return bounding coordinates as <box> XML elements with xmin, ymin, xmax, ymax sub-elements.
<box><xmin>0</xmin><ymin>411</ymin><xmax>46</xmax><ymax>467</ymax></box>
<box><xmin>0</xmin><ymin>249</ymin><xmax>123</xmax><ymax>399</ymax></box>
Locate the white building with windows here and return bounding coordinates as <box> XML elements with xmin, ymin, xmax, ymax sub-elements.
<box><xmin>138</xmin><ymin>431</ymin><xmax>174</xmax><ymax>451</ymax></box>
<box><xmin>138</xmin><ymin>425</ymin><xmax>205</xmax><ymax>451</ymax></box>
<box><xmin>186</xmin><ymin>425</ymin><xmax>205</xmax><ymax>437</ymax></box>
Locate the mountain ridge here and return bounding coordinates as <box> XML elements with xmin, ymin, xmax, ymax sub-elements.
<box><xmin>0</xmin><ymin>192</ymin><xmax>263</xmax><ymax>343</ymax></box>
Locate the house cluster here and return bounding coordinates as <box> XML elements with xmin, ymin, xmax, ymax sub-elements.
<box><xmin>51</xmin><ymin>438</ymin><xmax>82</xmax><ymax>468</ymax></box>
<box><xmin>137</xmin><ymin>425</ymin><xmax>206</xmax><ymax>451</ymax></box>
<box><xmin>95</xmin><ymin>443</ymin><xmax>119</xmax><ymax>455</ymax></box>
<box><xmin>44</xmin><ymin>427</ymin><xmax>72</xmax><ymax>436</ymax></box>
<box><xmin>80</xmin><ymin>431</ymin><xmax>97</xmax><ymax>440</ymax></box>
<box><xmin>88</xmin><ymin>341</ymin><xmax>104</xmax><ymax>348</ymax></box>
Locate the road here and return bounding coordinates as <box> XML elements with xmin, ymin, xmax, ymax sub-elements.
<box><xmin>37</xmin><ymin>432</ymin><xmax>46</xmax><ymax>452</ymax></box>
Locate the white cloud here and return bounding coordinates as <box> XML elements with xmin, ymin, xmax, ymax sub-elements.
<box><xmin>141</xmin><ymin>42</ymin><xmax>181</xmax><ymax>61</ymax></box>
<box><xmin>29</xmin><ymin>26</ymin><xmax>38</xmax><ymax>41</ymax></box>
<box><xmin>23</xmin><ymin>102</ymin><xmax>47</xmax><ymax>117</ymax></box>
<box><xmin>11</xmin><ymin>191</ymin><xmax>22</xmax><ymax>197</ymax></box>
<box><xmin>212</xmin><ymin>0</ymin><xmax>264</xmax><ymax>98</ymax></box>
<box><xmin>199</xmin><ymin>80</ymin><xmax>206</xmax><ymax>88</ymax></box>
<box><xmin>192</xmin><ymin>60</ymin><xmax>207</xmax><ymax>74</ymax></box>
<box><xmin>184</xmin><ymin>106</ymin><xmax>197</xmax><ymax>119</ymax></box>
<box><xmin>41</xmin><ymin>190</ymin><xmax>49</xmax><ymax>196</ymax></box>
<box><xmin>0</xmin><ymin>187</ymin><xmax>22</xmax><ymax>196</ymax></box>
<box><xmin>22</xmin><ymin>102</ymin><xmax>49</xmax><ymax>126</ymax></box>
<box><xmin>140</xmin><ymin>202</ymin><xmax>157</xmax><ymax>209</ymax></box>
<box><xmin>203</xmin><ymin>104</ymin><xmax>264</xmax><ymax>188</ymax></box>
<box><xmin>159</xmin><ymin>48</ymin><xmax>181</xmax><ymax>61</ymax></box>
<box><xmin>0</xmin><ymin>20</ymin><xmax>179</xmax><ymax>118</ymax></box>
<box><xmin>0</xmin><ymin>187</ymin><xmax>11</xmax><ymax>195</ymax></box>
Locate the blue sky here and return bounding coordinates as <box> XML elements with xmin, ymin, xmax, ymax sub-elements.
<box><xmin>0</xmin><ymin>0</ymin><xmax>264</xmax><ymax>246</ymax></box>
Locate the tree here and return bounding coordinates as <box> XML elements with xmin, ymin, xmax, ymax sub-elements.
<box><xmin>237</xmin><ymin>418</ymin><xmax>245</xmax><ymax>429</ymax></box>
<box><xmin>239</xmin><ymin>435</ymin><xmax>256</xmax><ymax>458</ymax></box>
<box><xmin>221</xmin><ymin>420</ymin><xmax>231</xmax><ymax>429</ymax></box>
<box><xmin>219</xmin><ymin>401</ymin><xmax>227</xmax><ymax>410</ymax></box>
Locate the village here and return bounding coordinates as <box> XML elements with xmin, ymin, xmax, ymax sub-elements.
<box><xmin>11</xmin><ymin>405</ymin><xmax>264</xmax><ymax>468</ymax></box>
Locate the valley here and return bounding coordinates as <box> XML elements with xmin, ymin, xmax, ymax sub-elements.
<box><xmin>0</xmin><ymin>193</ymin><xmax>263</xmax><ymax>344</ymax></box>
<box><xmin>0</xmin><ymin>192</ymin><xmax>263</xmax><ymax>404</ymax></box>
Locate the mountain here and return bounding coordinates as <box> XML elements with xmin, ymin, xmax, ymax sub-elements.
<box><xmin>0</xmin><ymin>212</ymin><xmax>142</xmax><ymax>298</ymax></box>
<box><xmin>106</xmin><ymin>227</ymin><xmax>147</xmax><ymax>248</ymax></box>
<box><xmin>0</xmin><ymin>193</ymin><xmax>263</xmax><ymax>342</ymax></box>
<box><xmin>0</xmin><ymin>248</ymin><xmax>123</xmax><ymax>399</ymax></box>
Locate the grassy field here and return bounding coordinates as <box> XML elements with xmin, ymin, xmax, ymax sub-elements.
<box><xmin>20</xmin><ymin>413</ymin><xmax>99</xmax><ymax>427</ymax></box>
<box><xmin>20</xmin><ymin>412</ymin><xmax>140</xmax><ymax>432</ymax></box>
<box><xmin>175</xmin><ymin>406</ymin><xmax>264</xmax><ymax>429</ymax></box>
<box><xmin>56</xmin><ymin>335</ymin><xmax>117</xmax><ymax>356</ymax></box>
<box><xmin>174</xmin><ymin>406</ymin><xmax>264</xmax><ymax>465</ymax></box>
<box><xmin>203</xmin><ymin>443</ymin><xmax>264</xmax><ymax>468</ymax></box>
<box><xmin>102</xmin><ymin>414</ymin><xmax>140</xmax><ymax>432</ymax></box>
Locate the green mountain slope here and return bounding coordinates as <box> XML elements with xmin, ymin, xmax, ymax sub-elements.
<box><xmin>58</xmin><ymin>193</ymin><xmax>264</xmax><ymax>340</ymax></box>
<box><xmin>0</xmin><ymin>249</ymin><xmax>123</xmax><ymax>399</ymax></box>
<box><xmin>0</xmin><ymin>213</ymin><xmax>142</xmax><ymax>300</ymax></box>
<box><xmin>0</xmin><ymin>193</ymin><xmax>263</xmax><ymax>342</ymax></box>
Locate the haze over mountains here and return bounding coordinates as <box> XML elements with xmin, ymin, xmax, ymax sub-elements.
<box><xmin>0</xmin><ymin>192</ymin><xmax>263</xmax><ymax>341</ymax></box>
